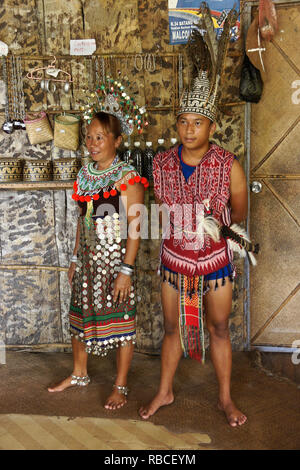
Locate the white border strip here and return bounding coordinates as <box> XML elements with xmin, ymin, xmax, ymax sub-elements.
<box><xmin>252</xmin><ymin>345</ymin><xmax>299</xmax><ymax>353</ymax></box>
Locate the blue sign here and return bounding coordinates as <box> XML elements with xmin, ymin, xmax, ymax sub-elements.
<box><xmin>168</xmin><ymin>0</ymin><xmax>240</xmax><ymax>45</ymax></box>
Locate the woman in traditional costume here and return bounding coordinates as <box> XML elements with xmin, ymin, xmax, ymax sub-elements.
<box><xmin>48</xmin><ymin>80</ymin><xmax>148</xmax><ymax>410</ymax></box>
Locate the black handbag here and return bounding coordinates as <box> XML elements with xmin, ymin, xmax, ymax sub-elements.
<box><xmin>239</xmin><ymin>54</ymin><xmax>263</xmax><ymax>103</ymax></box>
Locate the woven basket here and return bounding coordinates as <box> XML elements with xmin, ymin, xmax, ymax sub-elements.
<box><xmin>54</xmin><ymin>114</ymin><xmax>80</xmax><ymax>151</ymax></box>
<box><xmin>53</xmin><ymin>158</ymin><xmax>81</xmax><ymax>181</ymax></box>
<box><xmin>23</xmin><ymin>159</ymin><xmax>52</xmax><ymax>181</ymax></box>
<box><xmin>24</xmin><ymin>112</ymin><xmax>53</xmax><ymax>145</ymax></box>
<box><xmin>0</xmin><ymin>158</ymin><xmax>23</xmax><ymax>182</ymax></box>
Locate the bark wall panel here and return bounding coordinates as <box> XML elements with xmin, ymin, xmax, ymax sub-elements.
<box><xmin>84</xmin><ymin>0</ymin><xmax>142</xmax><ymax>54</ymax></box>
<box><xmin>138</xmin><ymin>0</ymin><xmax>174</xmax><ymax>52</ymax></box>
<box><xmin>135</xmin><ymin>188</ymin><xmax>164</xmax><ymax>353</ymax></box>
<box><xmin>1</xmin><ymin>268</ymin><xmax>62</xmax><ymax>345</ymax></box>
<box><xmin>0</xmin><ymin>191</ymin><xmax>58</xmax><ymax>265</ymax></box>
<box><xmin>0</xmin><ymin>0</ymin><xmax>41</xmax><ymax>54</ymax></box>
<box><xmin>59</xmin><ymin>270</ymin><xmax>72</xmax><ymax>344</ymax></box>
<box><xmin>143</xmin><ymin>56</ymin><xmax>176</xmax><ymax>107</ymax></box>
<box><xmin>52</xmin><ymin>190</ymin><xmax>78</xmax><ymax>268</ymax></box>
<box><xmin>219</xmin><ymin>42</ymin><xmax>244</xmax><ymax>105</ymax></box>
<box><xmin>213</xmin><ymin>109</ymin><xmax>245</xmax><ymax>161</ymax></box>
<box><xmin>42</xmin><ymin>0</ymin><xmax>84</xmax><ymax>54</ymax></box>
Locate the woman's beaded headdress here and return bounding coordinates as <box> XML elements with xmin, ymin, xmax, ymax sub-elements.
<box><xmin>82</xmin><ymin>75</ymin><xmax>149</xmax><ymax>135</ymax></box>
<box><xmin>178</xmin><ymin>2</ymin><xmax>238</xmax><ymax>122</ymax></box>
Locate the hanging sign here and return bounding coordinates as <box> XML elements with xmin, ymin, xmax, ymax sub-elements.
<box><xmin>70</xmin><ymin>39</ymin><xmax>96</xmax><ymax>56</ymax></box>
<box><xmin>168</xmin><ymin>0</ymin><xmax>240</xmax><ymax>45</ymax></box>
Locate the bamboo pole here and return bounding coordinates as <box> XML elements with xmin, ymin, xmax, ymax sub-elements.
<box><xmin>0</xmin><ymin>264</ymin><xmax>68</xmax><ymax>272</ymax></box>
<box><xmin>0</xmin><ymin>182</ymin><xmax>74</xmax><ymax>190</ymax></box>
<box><xmin>12</xmin><ymin>52</ymin><xmax>243</xmax><ymax>60</ymax></box>
<box><xmin>5</xmin><ymin>343</ymin><xmax>71</xmax><ymax>351</ymax></box>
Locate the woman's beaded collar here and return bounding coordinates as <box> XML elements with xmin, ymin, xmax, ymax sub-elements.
<box><xmin>72</xmin><ymin>157</ymin><xmax>149</xmax><ymax>203</ymax></box>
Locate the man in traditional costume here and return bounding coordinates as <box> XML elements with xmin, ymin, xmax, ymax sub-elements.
<box><xmin>139</xmin><ymin>5</ymin><xmax>249</xmax><ymax>426</ymax></box>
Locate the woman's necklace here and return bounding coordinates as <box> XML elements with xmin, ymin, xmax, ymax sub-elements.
<box><xmin>76</xmin><ymin>154</ymin><xmax>122</xmax><ymax>198</ymax></box>
<box><xmin>93</xmin><ymin>154</ymin><xmax>119</xmax><ymax>172</ymax></box>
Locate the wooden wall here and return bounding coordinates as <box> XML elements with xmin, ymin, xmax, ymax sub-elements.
<box><xmin>0</xmin><ymin>0</ymin><xmax>246</xmax><ymax>353</ymax></box>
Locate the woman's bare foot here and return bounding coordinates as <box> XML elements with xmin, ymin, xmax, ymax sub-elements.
<box><xmin>139</xmin><ymin>392</ymin><xmax>174</xmax><ymax>420</ymax></box>
<box><xmin>104</xmin><ymin>387</ymin><xmax>128</xmax><ymax>410</ymax></box>
<box><xmin>218</xmin><ymin>400</ymin><xmax>247</xmax><ymax>427</ymax></box>
<box><xmin>48</xmin><ymin>374</ymin><xmax>90</xmax><ymax>393</ymax></box>
<box><xmin>48</xmin><ymin>376</ymin><xmax>75</xmax><ymax>393</ymax></box>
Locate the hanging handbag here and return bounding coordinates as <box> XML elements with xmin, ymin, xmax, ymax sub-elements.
<box><xmin>239</xmin><ymin>54</ymin><xmax>263</xmax><ymax>103</ymax></box>
<box><xmin>24</xmin><ymin>112</ymin><xmax>53</xmax><ymax>145</ymax></box>
<box><xmin>54</xmin><ymin>113</ymin><xmax>80</xmax><ymax>151</ymax></box>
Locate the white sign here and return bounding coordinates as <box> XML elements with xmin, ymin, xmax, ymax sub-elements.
<box><xmin>0</xmin><ymin>41</ymin><xmax>8</xmax><ymax>56</ymax></box>
<box><xmin>70</xmin><ymin>39</ymin><xmax>96</xmax><ymax>56</ymax></box>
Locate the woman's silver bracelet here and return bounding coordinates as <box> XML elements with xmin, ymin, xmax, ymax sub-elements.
<box><xmin>70</xmin><ymin>255</ymin><xmax>78</xmax><ymax>264</ymax></box>
<box><xmin>120</xmin><ymin>266</ymin><xmax>133</xmax><ymax>276</ymax></box>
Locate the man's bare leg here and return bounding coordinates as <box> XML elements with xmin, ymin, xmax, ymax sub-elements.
<box><xmin>105</xmin><ymin>342</ymin><xmax>134</xmax><ymax>410</ymax></box>
<box><xmin>139</xmin><ymin>281</ymin><xmax>182</xmax><ymax>419</ymax></box>
<box><xmin>204</xmin><ymin>281</ymin><xmax>247</xmax><ymax>426</ymax></box>
<box><xmin>48</xmin><ymin>337</ymin><xmax>88</xmax><ymax>392</ymax></box>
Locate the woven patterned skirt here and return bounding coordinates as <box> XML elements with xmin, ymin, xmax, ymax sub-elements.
<box><xmin>69</xmin><ymin>215</ymin><xmax>136</xmax><ymax>356</ymax></box>
<box><xmin>160</xmin><ymin>263</ymin><xmax>234</xmax><ymax>363</ymax></box>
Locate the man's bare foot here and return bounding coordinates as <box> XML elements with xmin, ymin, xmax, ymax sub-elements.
<box><xmin>48</xmin><ymin>374</ymin><xmax>90</xmax><ymax>393</ymax></box>
<box><xmin>139</xmin><ymin>392</ymin><xmax>174</xmax><ymax>420</ymax></box>
<box><xmin>104</xmin><ymin>387</ymin><xmax>127</xmax><ymax>410</ymax></box>
<box><xmin>218</xmin><ymin>400</ymin><xmax>247</xmax><ymax>427</ymax></box>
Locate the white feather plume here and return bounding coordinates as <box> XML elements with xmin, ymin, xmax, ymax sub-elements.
<box><xmin>226</xmin><ymin>224</ymin><xmax>257</xmax><ymax>266</ymax></box>
<box><xmin>201</xmin><ymin>215</ymin><xmax>220</xmax><ymax>242</ymax></box>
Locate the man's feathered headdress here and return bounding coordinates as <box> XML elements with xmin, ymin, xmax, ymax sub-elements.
<box><xmin>178</xmin><ymin>2</ymin><xmax>238</xmax><ymax>122</ymax></box>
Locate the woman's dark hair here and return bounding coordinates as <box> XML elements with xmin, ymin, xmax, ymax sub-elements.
<box><xmin>92</xmin><ymin>112</ymin><xmax>122</xmax><ymax>139</ymax></box>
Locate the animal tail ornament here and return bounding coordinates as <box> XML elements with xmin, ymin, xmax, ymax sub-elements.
<box><xmin>221</xmin><ymin>224</ymin><xmax>260</xmax><ymax>266</ymax></box>
<box><xmin>202</xmin><ymin>215</ymin><xmax>220</xmax><ymax>243</ymax></box>
<box><xmin>194</xmin><ymin>201</ymin><xmax>221</xmax><ymax>243</ymax></box>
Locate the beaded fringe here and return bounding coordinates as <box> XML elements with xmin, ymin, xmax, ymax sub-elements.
<box><xmin>207</xmin><ymin>267</ymin><xmax>234</xmax><ymax>293</ymax></box>
<box><xmin>161</xmin><ymin>266</ymin><xmax>179</xmax><ymax>291</ymax></box>
<box><xmin>70</xmin><ymin>329</ymin><xmax>136</xmax><ymax>357</ymax></box>
<box><xmin>160</xmin><ymin>265</ymin><xmax>234</xmax><ymax>295</ymax></box>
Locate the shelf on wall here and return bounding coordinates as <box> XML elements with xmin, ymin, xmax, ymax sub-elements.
<box><xmin>0</xmin><ymin>180</ymin><xmax>154</xmax><ymax>190</ymax></box>
<box><xmin>0</xmin><ymin>180</ymin><xmax>74</xmax><ymax>190</ymax></box>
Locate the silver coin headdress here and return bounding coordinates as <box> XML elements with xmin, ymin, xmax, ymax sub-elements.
<box><xmin>82</xmin><ymin>76</ymin><xmax>149</xmax><ymax>136</ymax></box>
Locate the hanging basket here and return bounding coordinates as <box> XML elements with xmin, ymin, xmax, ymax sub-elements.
<box><xmin>53</xmin><ymin>158</ymin><xmax>81</xmax><ymax>181</ymax></box>
<box><xmin>54</xmin><ymin>114</ymin><xmax>81</xmax><ymax>151</ymax></box>
<box><xmin>0</xmin><ymin>158</ymin><xmax>23</xmax><ymax>182</ymax></box>
<box><xmin>23</xmin><ymin>159</ymin><xmax>52</xmax><ymax>181</ymax></box>
<box><xmin>24</xmin><ymin>112</ymin><xmax>53</xmax><ymax>145</ymax></box>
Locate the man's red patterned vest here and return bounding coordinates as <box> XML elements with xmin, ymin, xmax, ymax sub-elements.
<box><xmin>153</xmin><ymin>143</ymin><xmax>234</xmax><ymax>277</ymax></box>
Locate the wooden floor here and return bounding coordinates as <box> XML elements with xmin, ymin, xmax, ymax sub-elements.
<box><xmin>0</xmin><ymin>414</ymin><xmax>212</xmax><ymax>450</ymax></box>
